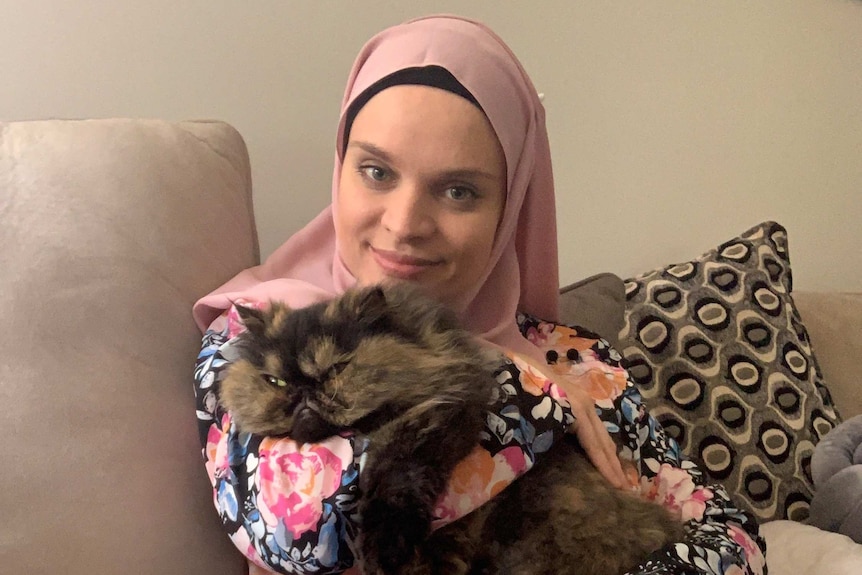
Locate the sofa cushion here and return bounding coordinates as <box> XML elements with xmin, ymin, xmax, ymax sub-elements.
<box><xmin>760</xmin><ymin>519</ymin><xmax>862</xmax><ymax>575</ymax></box>
<box><xmin>618</xmin><ymin>221</ymin><xmax>841</xmax><ymax>523</ymax></box>
<box><xmin>559</xmin><ymin>272</ymin><xmax>625</xmax><ymax>347</ymax></box>
<box><xmin>0</xmin><ymin>119</ymin><xmax>256</xmax><ymax>574</ymax></box>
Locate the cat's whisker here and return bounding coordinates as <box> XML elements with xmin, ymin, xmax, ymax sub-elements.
<box><xmin>328</xmin><ymin>379</ymin><xmax>341</xmax><ymax>402</ymax></box>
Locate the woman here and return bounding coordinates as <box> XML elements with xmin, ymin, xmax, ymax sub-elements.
<box><xmin>193</xmin><ymin>14</ymin><xmax>765</xmax><ymax>575</ymax></box>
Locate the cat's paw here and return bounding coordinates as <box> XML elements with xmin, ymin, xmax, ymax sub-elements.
<box><xmin>360</xmin><ymin>500</ymin><xmax>430</xmax><ymax>573</ymax></box>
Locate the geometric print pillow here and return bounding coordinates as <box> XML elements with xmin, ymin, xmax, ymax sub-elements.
<box><xmin>618</xmin><ymin>221</ymin><xmax>842</xmax><ymax>523</ymax></box>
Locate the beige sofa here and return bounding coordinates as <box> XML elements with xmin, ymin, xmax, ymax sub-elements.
<box><xmin>1</xmin><ymin>119</ymin><xmax>859</xmax><ymax>575</ymax></box>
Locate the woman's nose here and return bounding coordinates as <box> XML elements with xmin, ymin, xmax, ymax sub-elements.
<box><xmin>380</xmin><ymin>186</ymin><xmax>434</xmax><ymax>239</ymax></box>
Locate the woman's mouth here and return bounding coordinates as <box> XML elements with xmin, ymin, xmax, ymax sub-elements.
<box><xmin>371</xmin><ymin>247</ymin><xmax>440</xmax><ymax>279</ymax></box>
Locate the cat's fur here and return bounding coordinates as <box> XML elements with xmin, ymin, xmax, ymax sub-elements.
<box><xmin>219</xmin><ymin>284</ymin><xmax>685</xmax><ymax>575</ymax></box>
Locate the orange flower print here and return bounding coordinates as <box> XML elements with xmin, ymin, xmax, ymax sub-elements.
<box><xmin>576</xmin><ymin>367</ymin><xmax>625</xmax><ymax>409</ymax></box>
<box><xmin>433</xmin><ymin>445</ymin><xmax>530</xmax><ymax>528</ymax></box>
<box><xmin>527</xmin><ymin>324</ymin><xmax>601</xmax><ymax>377</ymax></box>
<box><xmin>434</xmin><ymin>447</ymin><xmax>496</xmax><ymax>525</ymax></box>
<box><xmin>552</xmin><ymin>325</ymin><xmax>599</xmax><ymax>352</ymax></box>
<box><xmin>510</xmin><ymin>355</ymin><xmax>553</xmax><ymax>397</ymax></box>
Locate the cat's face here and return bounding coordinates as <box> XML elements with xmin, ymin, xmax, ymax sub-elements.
<box><xmin>219</xmin><ymin>285</ymin><xmax>470</xmax><ymax>443</ymax></box>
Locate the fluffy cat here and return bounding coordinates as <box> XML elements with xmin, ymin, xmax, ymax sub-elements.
<box><xmin>219</xmin><ymin>284</ymin><xmax>685</xmax><ymax>575</ymax></box>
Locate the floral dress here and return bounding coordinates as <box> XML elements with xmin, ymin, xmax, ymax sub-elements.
<box><xmin>193</xmin><ymin>306</ymin><xmax>767</xmax><ymax>574</ymax></box>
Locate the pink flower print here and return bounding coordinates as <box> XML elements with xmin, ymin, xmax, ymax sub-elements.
<box><xmin>640</xmin><ymin>463</ymin><xmax>714</xmax><ymax>522</ymax></box>
<box><xmin>256</xmin><ymin>436</ymin><xmax>351</xmax><ymax>539</ymax></box>
<box><xmin>205</xmin><ymin>417</ymin><xmax>230</xmax><ymax>486</ymax></box>
<box><xmin>524</xmin><ymin>322</ymin><xmax>559</xmax><ymax>348</ymax></box>
<box><xmin>728</xmin><ymin>523</ymin><xmax>766</xmax><ymax>575</ymax></box>
<box><xmin>490</xmin><ymin>445</ymin><xmax>531</xmax><ymax>494</ymax></box>
<box><xmin>229</xmin><ymin>528</ymin><xmax>268</xmax><ymax>568</ymax></box>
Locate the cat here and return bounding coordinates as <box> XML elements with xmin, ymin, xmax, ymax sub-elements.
<box><xmin>219</xmin><ymin>283</ymin><xmax>685</xmax><ymax>575</ymax></box>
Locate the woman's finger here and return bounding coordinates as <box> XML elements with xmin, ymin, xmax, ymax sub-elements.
<box><xmin>573</xmin><ymin>409</ymin><xmax>627</xmax><ymax>489</ymax></box>
<box><xmin>561</xmin><ymin>385</ymin><xmax>627</xmax><ymax>488</ymax></box>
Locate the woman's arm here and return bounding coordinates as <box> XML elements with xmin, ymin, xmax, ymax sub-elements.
<box><xmin>194</xmin><ymin>315</ymin><xmax>361</xmax><ymax>574</ymax></box>
<box><xmin>521</xmin><ymin>316</ymin><xmax>767</xmax><ymax>575</ymax></box>
<box><xmin>618</xmin><ymin>379</ymin><xmax>766</xmax><ymax>574</ymax></box>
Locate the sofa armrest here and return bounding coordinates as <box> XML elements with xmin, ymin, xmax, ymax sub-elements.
<box><xmin>793</xmin><ymin>292</ymin><xmax>862</xmax><ymax>419</ymax></box>
<box><xmin>0</xmin><ymin>119</ymin><xmax>255</xmax><ymax>574</ymax></box>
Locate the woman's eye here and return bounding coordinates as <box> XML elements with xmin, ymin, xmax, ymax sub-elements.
<box><xmin>444</xmin><ymin>186</ymin><xmax>477</xmax><ymax>202</ymax></box>
<box><xmin>360</xmin><ymin>165</ymin><xmax>388</xmax><ymax>182</ymax></box>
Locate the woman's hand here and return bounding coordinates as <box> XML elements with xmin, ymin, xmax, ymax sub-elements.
<box><xmin>562</xmin><ymin>383</ymin><xmax>628</xmax><ymax>489</ymax></box>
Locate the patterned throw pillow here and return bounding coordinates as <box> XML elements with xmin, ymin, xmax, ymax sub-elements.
<box><xmin>618</xmin><ymin>221</ymin><xmax>841</xmax><ymax>523</ymax></box>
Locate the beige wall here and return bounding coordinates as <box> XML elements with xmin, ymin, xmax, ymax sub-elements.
<box><xmin>3</xmin><ymin>0</ymin><xmax>860</xmax><ymax>291</ymax></box>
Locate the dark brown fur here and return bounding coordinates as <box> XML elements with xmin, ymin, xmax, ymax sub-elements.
<box><xmin>219</xmin><ymin>284</ymin><xmax>685</xmax><ymax>575</ymax></box>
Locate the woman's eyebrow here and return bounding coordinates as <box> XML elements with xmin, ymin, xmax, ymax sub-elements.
<box><xmin>435</xmin><ymin>168</ymin><xmax>500</xmax><ymax>183</ymax></box>
<box><xmin>348</xmin><ymin>141</ymin><xmax>499</xmax><ymax>182</ymax></box>
<box><xmin>347</xmin><ymin>141</ymin><xmax>394</xmax><ymax>163</ymax></box>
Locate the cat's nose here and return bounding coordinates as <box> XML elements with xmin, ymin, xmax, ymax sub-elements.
<box><xmin>290</xmin><ymin>403</ymin><xmax>339</xmax><ymax>444</ymax></box>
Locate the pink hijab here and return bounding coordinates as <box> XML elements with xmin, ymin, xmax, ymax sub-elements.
<box><xmin>193</xmin><ymin>14</ymin><xmax>560</xmax><ymax>361</ymax></box>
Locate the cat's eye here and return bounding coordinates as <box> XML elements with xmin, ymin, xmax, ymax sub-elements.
<box><xmin>329</xmin><ymin>362</ymin><xmax>348</xmax><ymax>377</ymax></box>
<box><xmin>263</xmin><ymin>374</ymin><xmax>287</xmax><ymax>387</ymax></box>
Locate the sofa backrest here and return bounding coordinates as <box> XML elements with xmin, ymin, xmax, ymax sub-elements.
<box><xmin>0</xmin><ymin>119</ymin><xmax>256</xmax><ymax>574</ymax></box>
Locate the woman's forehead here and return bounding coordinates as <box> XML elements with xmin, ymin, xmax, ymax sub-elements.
<box><xmin>346</xmin><ymin>85</ymin><xmax>506</xmax><ymax>178</ymax></box>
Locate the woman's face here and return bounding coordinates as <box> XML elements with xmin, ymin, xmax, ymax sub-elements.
<box><xmin>336</xmin><ymin>84</ymin><xmax>506</xmax><ymax>309</ymax></box>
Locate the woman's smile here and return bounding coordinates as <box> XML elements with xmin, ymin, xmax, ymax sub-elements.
<box><xmin>370</xmin><ymin>246</ymin><xmax>442</xmax><ymax>279</ymax></box>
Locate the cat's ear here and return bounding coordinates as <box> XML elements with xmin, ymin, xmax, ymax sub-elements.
<box><xmin>354</xmin><ymin>285</ymin><xmax>390</xmax><ymax>322</ymax></box>
<box><xmin>234</xmin><ymin>303</ymin><xmax>267</xmax><ymax>338</ymax></box>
